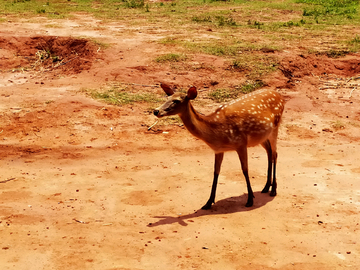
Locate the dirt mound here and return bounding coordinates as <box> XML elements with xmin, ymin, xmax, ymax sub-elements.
<box><xmin>0</xmin><ymin>36</ymin><xmax>98</xmax><ymax>74</ymax></box>
<box><xmin>279</xmin><ymin>54</ymin><xmax>360</xmax><ymax>78</ymax></box>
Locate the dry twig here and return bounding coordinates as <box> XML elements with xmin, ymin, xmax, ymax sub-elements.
<box><xmin>0</xmin><ymin>178</ymin><xmax>16</xmax><ymax>184</ymax></box>
<box><xmin>148</xmin><ymin>120</ymin><xmax>159</xmax><ymax>130</ymax></box>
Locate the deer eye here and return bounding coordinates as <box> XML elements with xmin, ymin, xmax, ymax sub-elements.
<box><xmin>173</xmin><ymin>100</ymin><xmax>181</xmax><ymax>104</ymax></box>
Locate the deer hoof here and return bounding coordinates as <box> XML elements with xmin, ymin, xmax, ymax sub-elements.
<box><xmin>201</xmin><ymin>203</ymin><xmax>213</xmax><ymax>210</ymax></box>
<box><xmin>245</xmin><ymin>200</ymin><xmax>253</xmax><ymax>207</ymax></box>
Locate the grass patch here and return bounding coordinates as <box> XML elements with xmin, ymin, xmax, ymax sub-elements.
<box><xmin>208</xmin><ymin>88</ymin><xmax>234</xmax><ymax>103</ymax></box>
<box><xmin>309</xmin><ymin>49</ymin><xmax>350</xmax><ymax>58</ymax></box>
<box><xmin>155</xmin><ymin>53</ymin><xmax>187</xmax><ymax>63</ymax></box>
<box><xmin>1</xmin><ymin>0</ymin><xmax>360</xmax><ymax>85</ymax></box>
<box><xmin>228</xmin><ymin>54</ymin><xmax>279</xmax><ymax>80</ymax></box>
<box><xmin>325</xmin><ymin>49</ymin><xmax>349</xmax><ymax>58</ymax></box>
<box><xmin>192</xmin><ymin>14</ymin><xmax>237</xmax><ymax>27</ymax></box>
<box><xmin>124</xmin><ymin>0</ymin><xmax>145</xmax><ymax>9</ymax></box>
<box><xmin>347</xmin><ymin>35</ymin><xmax>360</xmax><ymax>52</ymax></box>
<box><xmin>208</xmin><ymin>80</ymin><xmax>265</xmax><ymax>103</ymax></box>
<box><xmin>331</xmin><ymin>120</ymin><xmax>346</xmax><ymax>130</ymax></box>
<box><xmin>158</xmin><ymin>37</ymin><xmax>180</xmax><ymax>46</ymax></box>
<box><xmin>185</xmin><ymin>41</ymin><xmax>240</xmax><ymax>57</ymax></box>
<box><xmin>296</xmin><ymin>0</ymin><xmax>359</xmax><ymax>21</ymax></box>
<box><xmin>86</xmin><ymin>86</ymin><xmax>161</xmax><ymax>105</ymax></box>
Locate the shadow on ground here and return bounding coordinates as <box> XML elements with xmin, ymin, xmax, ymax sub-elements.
<box><xmin>148</xmin><ymin>191</ymin><xmax>275</xmax><ymax>227</ymax></box>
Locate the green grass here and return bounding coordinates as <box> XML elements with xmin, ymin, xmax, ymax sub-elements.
<box><xmin>348</xmin><ymin>35</ymin><xmax>360</xmax><ymax>52</ymax></box>
<box><xmin>208</xmin><ymin>88</ymin><xmax>234</xmax><ymax>103</ymax></box>
<box><xmin>85</xmin><ymin>87</ymin><xmax>161</xmax><ymax>105</ymax></box>
<box><xmin>155</xmin><ymin>53</ymin><xmax>187</xmax><ymax>63</ymax></box>
<box><xmin>1</xmin><ymin>0</ymin><xmax>360</xmax><ymax>103</ymax></box>
<box><xmin>227</xmin><ymin>53</ymin><xmax>278</xmax><ymax>80</ymax></box>
<box><xmin>208</xmin><ymin>80</ymin><xmax>265</xmax><ymax>103</ymax></box>
<box><xmin>192</xmin><ymin>13</ymin><xmax>237</xmax><ymax>27</ymax></box>
<box><xmin>296</xmin><ymin>0</ymin><xmax>359</xmax><ymax>21</ymax></box>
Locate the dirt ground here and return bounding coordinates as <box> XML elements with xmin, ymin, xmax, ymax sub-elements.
<box><xmin>1</xmin><ymin>14</ymin><xmax>360</xmax><ymax>270</ymax></box>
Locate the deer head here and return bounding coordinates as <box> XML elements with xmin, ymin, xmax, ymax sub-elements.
<box><xmin>154</xmin><ymin>85</ymin><xmax>197</xmax><ymax>118</ymax></box>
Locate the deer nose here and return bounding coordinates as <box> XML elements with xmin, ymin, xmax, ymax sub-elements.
<box><xmin>153</xmin><ymin>110</ymin><xmax>159</xmax><ymax>116</ymax></box>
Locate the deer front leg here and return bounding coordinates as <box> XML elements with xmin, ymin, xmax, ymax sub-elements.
<box><xmin>201</xmin><ymin>152</ymin><xmax>224</xmax><ymax>210</ymax></box>
<box><xmin>237</xmin><ymin>147</ymin><xmax>254</xmax><ymax>207</ymax></box>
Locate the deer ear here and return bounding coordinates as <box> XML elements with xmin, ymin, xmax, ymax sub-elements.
<box><xmin>160</xmin><ymin>83</ymin><xmax>175</xmax><ymax>96</ymax></box>
<box><xmin>187</xmin><ymin>86</ymin><xmax>197</xmax><ymax>100</ymax></box>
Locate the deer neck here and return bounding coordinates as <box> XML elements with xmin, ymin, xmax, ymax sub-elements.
<box><xmin>178</xmin><ymin>101</ymin><xmax>209</xmax><ymax>139</ymax></box>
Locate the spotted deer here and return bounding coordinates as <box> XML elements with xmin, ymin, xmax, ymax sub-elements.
<box><xmin>154</xmin><ymin>84</ymin><xmax>285</xmax><ymax>209</ymax></box>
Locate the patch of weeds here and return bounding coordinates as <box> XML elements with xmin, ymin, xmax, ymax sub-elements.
<box><xmin>326</xmin><ymin>49</ymin><xmax>349</xmax><ymax>58</ymax></box>
<box><xmin>124</xmin><ymin>0</ymin><xmax>145</xmax><ymax>9</ymax></box>
<box><xmin>282</xmin><ymin>19</ymin><xmax>307</xmax><ymax>27</ymax></box>
<box><xmin>311</xmin><ymin>49</ymin><xmax>349</xmax><ymax>58</ymax></box>
<box><xmin>350</xmin><ymin>35</ymin><xmax>360</xmax><ymax>44</ymax></box>
<box><xmin>158</xmin><ymin>37</ymin><xmax>179</xmax><ymax>46</ymax></box>
<box><xmin>348</xmin><ymin>35</ymin><xmax>360</xmax><ymax>52</ymax></box>
<box><xmin>36</xmin><ymin>8</ymin><xmax>46</xmax><ymax>14</ymax></box>
<box><xmin>228</xmin><ymin>59</ymin><xmax>248</xmax><ymax>71</ymax></box>
<box><xmin>187</xmin><ymin>41</ymin><xmax>240</xmax><ymax>57</ymax></box>
<box><xmin>331</xmin><ymin>120</ymin><xmax>345</xmax><ymax>130</ymax></box>
<box><xmin>155</xmin><ymin>53</ymin><xmax>187</xmax><ymax>63</ymax></box>
<box><xmin>228</xmin><ymin>54</ymin><xmax>278</xmax><ymax>80</ymax></box>
<box><xmin>32</xmin><ymin>49</ymin><xmax>62</xmax><ymax>70</ymax></box>
<box><xmin>247</xmin><ymin>20</ymin><xmax>264</xmax><ymax>29</ymax></box>
<box><xmin>239</xmin><ymin>80</ymin><xmax>265</xmax><ymax>94</ymax></box>
<box><xmin>215</xmin><ymin>15</ymin><xmax>237</xmax><ymax>27</ymax></box>
<box><xmin>208</xmin><ymin>88</ymin><xmax>234</xmax><ymax>103</ymax></box>
<box><xmin>208</xmin><ymin>80</ymin><xmax>265</xmax><ymax>103</ymax></box>
<box><xmin>87</xmin><ymin>87</ymin><xmax>161</xmax><ymax>105</ymax></box>
<box><xmin>192</xmin><ymin>15</ymin><xmax>212</xmax><ymax>23</ymax></box>
<box><xmin>192</xmin><ymin>14</ymin><xmax>237</xmax><ymax>27</ymax></box>
<box><xmin>208</xmin><ymin>0</ymin><xmax>231</xmax><ymax>2</ymax></box>
<box><xmin>297</xmin><ymin>0</ymin><xmax>359</xmax><ymax>20</ymax></box>
<box><xmin>205</xmin><ymin>45</ymin><xmax>237</xmax><ymax>56</ymax></box>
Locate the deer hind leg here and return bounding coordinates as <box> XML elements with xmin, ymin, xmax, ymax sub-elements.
<box><xmin>236</xmin><ymin>147</ymin><xmax>254</xmax><ymax>207</ymax></box>
<box><xmin>202</xmin><ymin>152</ymin><xmax>224</xmax><ymax>210</ymax></box>
<box><xmin>270</xmin><ymin>151</ymin><xmax>277</xmax><ymax>197</ymax></box>
<box><xmin>268</xmin><ymin>128</ymin><xmax>279</xmax><ymax>197</ymax></box>
<box><xmin>261</xmin><ymin>137</ymin><xmax>278</xmax><ymax>196</ymax></box>
<box><xmin>261</xmin><ymin>140</ymin><xmax>273</xmax><ymax>194</ymax></box>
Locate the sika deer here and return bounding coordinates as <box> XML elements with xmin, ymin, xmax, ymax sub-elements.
<box><xmin>154</xmin><ymin>84</ymin><xmax>285</xmax><ymax>209</ymax></box>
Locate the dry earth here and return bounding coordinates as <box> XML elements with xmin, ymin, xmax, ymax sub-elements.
<box><xmin>0</xmin><ymin>14</ymin><xmax>360</xmax><ymax>270</ymax></box>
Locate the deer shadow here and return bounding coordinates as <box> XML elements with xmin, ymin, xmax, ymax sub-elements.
<box><xmin>147</xmin><ymin>191</ymin><xmax>275</xmax><ymax>227</ymax></box>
